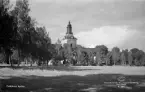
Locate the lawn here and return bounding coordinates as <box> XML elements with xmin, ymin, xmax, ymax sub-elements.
<box><xmin>0</xmin><ymin>66</ymin><xmax>145</xmax><ymax>92</ymax></box>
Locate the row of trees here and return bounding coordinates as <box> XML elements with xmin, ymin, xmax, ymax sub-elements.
<box><xmin>0</xmin><ymin>0</ymin><xmax>55</xmax><ymax>66</ymax></box>
<box><xmin>56</xmin><ymin>44</ymin><xmax>145</xmax><ymax>66</ymax></box>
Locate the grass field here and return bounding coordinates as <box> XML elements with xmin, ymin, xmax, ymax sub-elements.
<box><xmin>0</xmin><ymin>66</ymin><xmax>145</xmax><ymax>92</ymax></box>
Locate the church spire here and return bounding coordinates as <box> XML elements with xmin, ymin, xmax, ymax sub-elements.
<box><xmin>66</xmin><ymin>21</ymin><xmax>72</xmax><ymax>34</ymax></box>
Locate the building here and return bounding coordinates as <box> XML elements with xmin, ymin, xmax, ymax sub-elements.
<box><xmin>57</xmin><ymin>21</ymin><xmax>77</xmax><ymax>49</ymax></box>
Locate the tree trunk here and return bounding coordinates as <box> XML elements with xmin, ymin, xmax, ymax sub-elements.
<box><xmin>114</xmin><ymin>60</ymin><xmax>116</xmax><ymax>65</ymax></box>
<box><xmin>30</xmin><ymin>57</ymin><xmax>32</xmax><ymax>67</ymax></box>
<box><xmin>47</xmin><ymin>60</ymin><xmax>48</xmax><ymax>66</ymax></box>
<box><xmin>30</xmin><ymin>62</ymin><xmax>32</xmax><ymax>66</ymax></box>
<box><xmin>106</xmin><ymin>59</ymin><xmax>107</xmax><ymax>65</ymax></box>
<box><xmin>5</xmin><ymin>53</ymin><xmax>9</xmax><ymax>64</ymax></box>
<box><xmin>10</xmin><ymin>55</ymin><xmax>13</xmax><ymax>67</ymax></box>
<box><xmin>130</xmin><ymin>60</ymin><xmax>132</xmax><ymax>66</ymax></box>
<box><xmin>25</xmin><ymin>58</ymin><xmax>27</xmax><ymax>65</ymax></box>
<box><xmin>17</xmin><ymin>48</ymin><xmax>20</xmax><ymax>67</ymax></box>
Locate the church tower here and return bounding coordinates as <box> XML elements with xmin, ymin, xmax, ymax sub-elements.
<box><xmin>63</xmin><ymin>21</ymin><xmax>77</xmax><ymax>48</ymax></box>
<box><xmin>66</xmin><ymin>21</ymin><xmax>72</xmax><ymax>34</ymax></box>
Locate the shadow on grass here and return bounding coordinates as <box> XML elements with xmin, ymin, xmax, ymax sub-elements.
<box><xmin>0</xmin><ymin>66</ymin><xmax>101</xmax><ymax>71</ymax></box>
<box><xmin>1</xmin><ymin>74</ymin><xmax>145</xmax><ymax>92</ymax></box>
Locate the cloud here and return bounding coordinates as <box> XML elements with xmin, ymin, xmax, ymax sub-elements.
<box><xmin>75</xmin><ymin>26</ymin><xmax>145</xmax><ymax>51</ymax></box>
<box><xmin>10</xmin><ymin>0</ymin><xmax>145</xmax><ymax>51</ymax></box>
<box><xmin>75</xmin><ymin>26</ymin><xmax>128</xmax><ymax>48</ymax></box>
<box><xmin>28</xmin><ymin>0</ymin><xmax>145</xmax><ymax>32</ymax></box>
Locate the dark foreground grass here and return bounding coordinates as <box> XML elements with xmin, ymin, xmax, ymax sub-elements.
<box><xmin>1</xmin><ymin>74</ymin><xmax>145</xmax><ymax>92</ymax></box>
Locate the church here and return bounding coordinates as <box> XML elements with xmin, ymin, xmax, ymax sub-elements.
<box><xmin>55</xmin><ymin>22</ymin><xmax>99</xmax><ymax>65</ymax></box>
<box><xmin>56</xmin><ymin>21</ymin><xmax>77</xmax><ymax>49</ymax></box>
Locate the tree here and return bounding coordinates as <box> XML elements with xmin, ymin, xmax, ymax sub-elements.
<box><xmin>11</xmin><ymin>0</ymin><xmax>33</xmax><ymax>66</ymax></box>
<box><xmin>11</xmin><ymin>0</ymin><xmax>53</xmax><ymax>66</ymax></box>
<box><xmin>134</xmin><ymin>50</ymin><xmax>145</xmax><ymax>66</ymax></box>
<box><xmin>111</xmin><ymin>47</ymin><xmax>120</xmax><ymax>65</ymax></box>
<box><xmin>128</xmin><ymin>48</ymin><xmax>145</xmax><ymax>66</ymax></box>
<box><xmin>120</xmin><ymin>49</ymin><xmax>129</xmax><ymax>65</ymax></box>
<box><xmin>88</xmin><ymin>52</ymin><xmax>94</xmax><ymax>65</ymax></box>
<box><xmin>0</xmin><ymin>0</ymin><xmax>18</xmax><ymax>65</ymax></box>
<box><xmin>75</xmin><ymin>46</ymin><xmax>82</xmax><ymax>65</ymax></box>
<box><xmin>55</xmin><ymin>39</ymin><xmax>62</xmax><ymax>55</ymax></box>
<box><xmin>62</xmin><ymin>44</ymin><xmax>70</xmax><ymax>61</ymax></box>
<box><xmin>95</xmin><ymin>52</ymin><xmax>100</xmax><ymax>65</ymax></box>
<box><xmin>106</xmin><ymin>51</ymin><xmax>113</xmax><ymax>65</ymax></box>
<box><xmin>140</xmin><ymin>54</ymin><xmax>145</xmax><ymax>66</ymax></box>
<box><xmin>35</xmin><ymin>26</ymin><xmax>51</xmax><ymax>46</ymax></box>
<box><xmin>95</xmin><ymin>45</ymin><xmax>108</xmax><ymax>65</ymax></box>
<box><xmin>124</xmin><ymin>49</ymin><xmax>128</xmax><ymax>65</ymax></box>
<box><xmin>80</xmin><ymin>51</ymin><xmax>88</xmax><ymax>66</ymax></box>
<box><xmin>128</xmin><ymin>51</ymin><xmax>133</xmax><ymax>66</ymax></box>
<box><xmin>130</xmin><ymin>48</ymin><xmax>141</xmax><ymax>65</ymax></box>
<box><xmin>95</xmin><ymin>45</ymin><xmax>108</xmax><ymax>55</ymax></box>
<box><xmin>120</xmin><ymin>52</ymin><xmax>126</xmax><ymax>65</ymax></box>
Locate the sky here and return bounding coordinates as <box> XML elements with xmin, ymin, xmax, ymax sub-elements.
<box><xmin>10</xmin><ymin>0</ymin><xmax>145</xmax><ymax>51</ymax></box>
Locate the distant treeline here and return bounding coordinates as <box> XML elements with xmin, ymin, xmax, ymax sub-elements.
<box><xmin>55</xmin><ymin>44</ymin><xmax>145</xmax><ymax>66</ymax></box>
<box><xmin>0</xmin><ymin>0</ymin><xmax>145</xmax><ymax>66</ymax></box>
